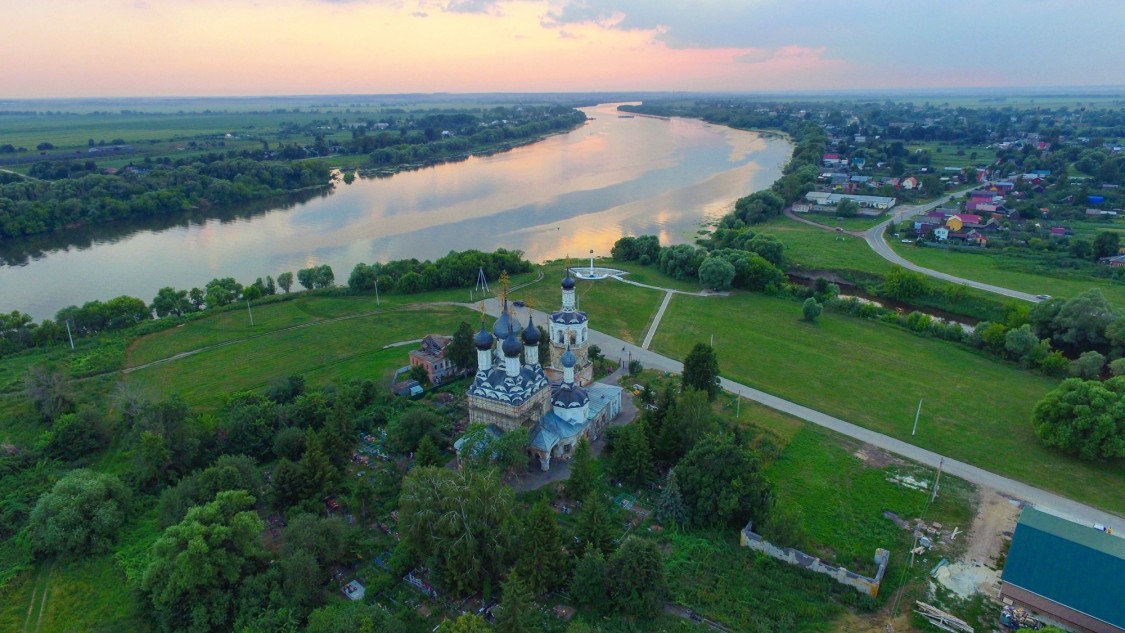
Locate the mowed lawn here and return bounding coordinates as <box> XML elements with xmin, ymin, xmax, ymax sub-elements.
<box><xmin>127</xmin><ymin>304</ymin><xmax>476</xmax><ymax>408</ymax></box>
<box><xmin>890</xmin><ymin>243</ymin><xmax>1125</xmax><ymax>308</ymax></box>
<box><xmin>515</xmin><ymin>262</ymin><xmax>664</xmax><ymax>344</ymax></box>
<box><xmin>651</xmin><ymin>292</ymin><xmax>1125</xmax><ymax>514</ymax></box>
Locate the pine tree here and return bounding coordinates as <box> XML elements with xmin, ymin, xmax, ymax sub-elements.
<box><xmin>575</xmin><ymin>491</ymin><xmax>615</xmax><ymax>556</ymax></box>
<box><xmin>494</xmin><ymin>571</ymin><xmax>535</xmax><ymax>633</ymax></box>
<box><xmin>299</xmin><ymin>429</ymin><xmax>338</xmax><ymax>500</ymax></box>
<box><xmin>515</xmin><ymin>499</ymin><xmax>564</xmax><ymax>594</ymax></box>
<box><xmin>414</xmin><ymin>434</ymin><xmax>444</xmax><ymax>467</ymax></box>
<box><xmin>611</xmin><ymin>424</ymin><xmax>652</xmax><ymax>488</ymax></box>
<box><xmin>654</xmin><ymin>469</ymin><xmax>685</xmax><ymax>529</ymax></box>
<box><xmin>271</xmin><ymin>458</ymin><xmax>303</xmax><ymax>509</ymax></box>
<box><xmin>565</xmin><ymin>437</ymin><xmax>597</xmax><ymax>501</ymax></box>
<box><xmin>569</xmin><ymin>545</ymin><xmax>607</xmax><ymax>609</ymax></box>
<box><xmin>447</xmin><ymin>321</ymin><xmax>476</xmax><ymax>372</ymax></box>
<box><xmin>608</xmin><ymin>536</ymin><xmax>666</xmax><ymax>618</ymax></box>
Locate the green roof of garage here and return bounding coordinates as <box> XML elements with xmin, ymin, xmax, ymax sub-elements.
<box><xmin>1000</xmin><ymin>507</ymin><xmax>1125</xmax><ymax>629</ymax></box>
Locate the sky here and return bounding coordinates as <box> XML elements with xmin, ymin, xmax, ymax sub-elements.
<box><xmin>2</xmin><ymin>0</ymin><xmax>1123</xmax><ymax>98</ymax></box>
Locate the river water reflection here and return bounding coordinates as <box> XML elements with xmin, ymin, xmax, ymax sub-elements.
<box><xmin>0</xmin><ymin>103</ymin><xmax>791</xmax><ymax>319</ymax></box>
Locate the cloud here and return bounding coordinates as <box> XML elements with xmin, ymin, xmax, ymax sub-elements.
<box><xmin>558</xmin><ymin>29</ymin><xmax>582</xmax><ymax>40</ymax></box>
<box><xmin>440</xmin><ymin>0</ymin><xmax>501</xmax><ymax>14</ymax></box>
<box><xmin>412</xmin><ymin>10</ymin><xmax>428</xmax><ymax>16</ymax></box>
<box><xmin>734</xmin><ymin>46</ymin><xmax>830</xmax><ymax>65</ymax></box>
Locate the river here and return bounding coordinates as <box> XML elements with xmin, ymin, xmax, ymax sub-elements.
<box><xmin>0</xmin><ymin>103</ymin><xmax>791</xmax><ymax>320</ymax></box>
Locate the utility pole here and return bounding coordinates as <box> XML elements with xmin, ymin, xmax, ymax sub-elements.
<box><xmin>930</xmin><ymin>457</ymin><xmax>943</xmax><ymax>504</ymax></box>
<box><xmin>246</xmin><ymin>300</ymin><xmax>254</xmax><ymax>326</ymax></box>
<box><xmin>911</xmin><ymin>399</ymin><xmax>923</xmax><ymax>436</ymax></box>
<box><xmin>65</xmin><ymin>319</ymin><xmax>75</xmax><ymax>350</ymax></box>
<box><xmin>375</xmin><ymin>278</ymin><xmax>380</xmax><ymax>306</ymax></box>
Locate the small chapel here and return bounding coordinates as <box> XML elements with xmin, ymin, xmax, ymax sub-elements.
<box><xmin>463</xmin><ymin>270</ymin><xmax>623</xmax><ymax>470</ymax></box>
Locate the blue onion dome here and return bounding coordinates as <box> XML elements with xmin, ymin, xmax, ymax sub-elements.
<box><xmin>561</xmin><ymin>271</ymin><xmax>576</xmax><ymax>290</ymax></box>
<box><xmin>492</xmin><ymin>305</ymin><xmax>520</xmax><ymax>340</ymax></box>
<box><xmin>474</xmin><ymin>324</ymin><xmax>494</xmax><ymax>351</ymax></box>
<box><xmin>502</xmin><ymin>332</ymin><xmax>523</xmax><ymax>357</ymax></box>
<box><xmin>561</xmin><ymin>347</ymin><xmax>577</xmax><ymax>368</ymax></box>
<box><xmin>522</xmin><ymin>315</ymin><xmax>540</xmax><ymax>345</ymax></box>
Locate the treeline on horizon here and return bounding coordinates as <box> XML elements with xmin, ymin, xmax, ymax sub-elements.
<box><xmin>0</xmin><ymin>107</ymin><xmax>587</xmax><ymax>239</ymax></box>
<box><xmin>0</xmin><ymin>248</ymin><xmax>531</xmax><ymax>359</ymax></box>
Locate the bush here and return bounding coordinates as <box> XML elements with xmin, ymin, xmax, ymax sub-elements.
<box><xmin>27</xmin><ymin>470</ymin><xmax>131</xmax><ymax>556</ymax></box>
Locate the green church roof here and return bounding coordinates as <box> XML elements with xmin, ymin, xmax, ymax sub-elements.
<box><xmin>1001</xmin><ymin>507</ymin><xmax>1125</xmax><ymax>629</ymax></box>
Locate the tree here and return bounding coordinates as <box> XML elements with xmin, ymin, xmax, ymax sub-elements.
<box><xmin>1110</xmin><ymin>358</ymin><xmax>1125</xmax><ymax>376</ymax></box>
<box><xmin>1049</xmin><ymin>290</ymin><xmax>1117</xmax><ymax>354</ymax></box>
<box><xmin>657</xmin><ymin>388</ymin><xmax>715</xmax><ymax>462</ymax></box>
<box><xmin>152</xmin><ymin>286</ymin><xmax>190</xmax><ymax>317</ymax></box>
<box><xmin>42</xmin><ymin>406</ymin><xmax>108</xmax><ymax>463</ymax></box>
<box><xmin>398</xmin><ymin>467</ymin><xmax>515</xmax><ymax>596</ymax></box>
<box><xmin>1093</xmin><ymin>230</ymin><xmax>1121</xmax><ymax>259</ymax></box>
<box><xmin>299</xmin><ymin>429</ymin><xmax>339</xmax><ymax>500</ymax></box>
<box><xmin>386</xmin><ymin>409</ymin><xmax>443</xmax><ymax>454</ymax></box>
<box><xmin>1031</xmin><ymin>378</ymin><xmax>1125</xmax><ymax>460</ymax></box>
<box><xmin>676</xmin><ymin>434</ymin><xmax>772</xmax><ymax>528</ymax></box>
<box><xmin>566</xmin><ymin>437</ymin><xmax>597</xmax><ymax>501</ymax></box>
<box><xmin>408</xmin><ymin>364</ymin><xmax>429</xmax><ymax>386</ymax></box>
<box><xmin>880</xmin><ymin>266</ymin><xmax>930</xmax><ymax>301</ymax></box>
<box><xmin>607</xmin><ymin>537</ymin><xmax>666</xmax><ymax>618</ymax></box>
<box><xmin>494</xmin><ymin>571</ymin><xmax>535</xmax><ymax>633</ymax></box>
<box><xmin>27</xmin><ymin>470</ymin><xmax>130</xmax><ymax>557</ymax></box>
<box><xmin>569</xmin><ymin>546</ymin><xmax>607</xmax><ymax>609</ymax></box>
<box><xmin>24</xmin><ymin>364</ymin><xmax>74</xmax><ymax>422</ymax></box>
<box><xmin>802</xmin><ymin>297</ymin><xmax>823</xmax><ymax>322</ymax></box>
<box><xmin>575</xmin><ymin>491</ymin><xmax>615</xmax><ymax>556</ymax></box>
<box><xmin>682</xmin><ymin>342</ymin><xmax>720</xmax><ymax>401</ymax></box>
<box><xmin>143</xmin><ymin>491</ymin><xmax>266</xmax><ymax>633</ymax></box>
<box><xmin>1070</xmin><ymin>350</ymin><xmax>1106</xmax><ymax>379</ymax></box>
<box><xmin>414</xmin><ymin>434</ymin><xmax>444</xmax><ymax>467</ymax></box>
<box><xmin>610</xmin><ymin>423</ymin><xmax>653</xmax><ymax>487</ymax></box>
<box><xmin>588</xmin><ymin>344</ymin><xmax>603</xmax><ymax>362</ymax></box>
<box><xmin>306</xmin><ymin>602</ymin><xmax>404</xmax><ymax>633</ymax></box>
<box><xmin>654</xmin><ymin>469</ymin><xmax>685</xmax><ymax>529</ymax></box>
<box><xmin>1004</xmin><ymin>324</ymin><xmax>1040</xmax><ymax>365</ymax></box>
<box><xmin>698</xmin><ymin>256</ymin><xmax>736</xmax><ymax>291</ymax></box>
<box><xmin>835</xmin><ymin>198</ymin><xmax>859</xmax><ymax>218</ymax></box>
<box><xmin>277</xmin><ymin>272</ymin><xmax>294</xmax><ymax>293</ymax></box>
<box><xmin>515</xmin><ymin>499</ymin><xmax>564</xmax><ymax>594</ymax></box>
<box><xmin>447</xmin><ymin>321</ymin><xmax>476</xmax><ymax>372</ymax></box>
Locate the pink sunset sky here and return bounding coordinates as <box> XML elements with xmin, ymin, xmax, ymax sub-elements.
<box><xmin>2</xmin><ymin>0</ymin><xmax>1122</xmax><ymax>98</ymax></box>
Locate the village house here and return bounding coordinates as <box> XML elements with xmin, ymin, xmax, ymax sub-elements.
<box><xmin>408</xmin><ymin>334</ymin><xmax>455</xmax><ymax>385</ymax></box>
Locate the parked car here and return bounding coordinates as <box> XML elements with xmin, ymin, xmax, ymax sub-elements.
<box><xmin>512</xmin><ymin>300</ymin><xmax>525</xmax><ymax>307</ymax></box>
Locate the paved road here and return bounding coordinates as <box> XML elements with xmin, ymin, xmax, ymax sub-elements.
<box><xmin>484</xmin><ymin>295</ymin><xmax>1125</xmax><ymax>534</ymax></box>
<box><xmin>861</xmin><ymin>189</ymin><xmax>1042</xmax><ymax>303</ymax></box>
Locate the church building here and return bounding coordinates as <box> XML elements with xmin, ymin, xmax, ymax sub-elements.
<box><xmin>464</xmin><ymin>271</ymin><xmax>623</xmax><ymax>470</ymax></box>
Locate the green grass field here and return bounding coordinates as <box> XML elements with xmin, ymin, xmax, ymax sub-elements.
<box><xmin>890</xmin><ymin>243</ymin><xmax>1125</xmax><ymax>308</ymax></box>
<box><xmin>650</xmin><ymin>292</ymin><xmax>1125</xmax><ymax>514</ymax></box>
<box><xmin>514</xmin><ymin>262</ymin><xmax>665</xmax><ymax>344</ymax></box>
<box><xmin>126</xmin><ymin>304</ymin><xmax>477</xmax><ymax>408</ymax></box>
<box><xmin>0</xmin><ymin>555</ymin><xmax>150</xmax><ymax>633</ymax></box>
<box><xmin>759</xmin><ymin>217</ymin><xmax>893</xmax><ymax>275</ymax></box>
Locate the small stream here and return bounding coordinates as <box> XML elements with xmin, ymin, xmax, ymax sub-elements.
<box><xmin>788</xmin><ymin>274</ymin><xmax>978</xmax><ymax>331</ymax></box>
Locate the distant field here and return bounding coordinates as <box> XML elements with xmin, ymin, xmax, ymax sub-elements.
<box><xmin>890</xmin><ymin>242</ymin><xmax>1125</xmax><ymax>308</ymax></box>
<box><xmin>903</xmin><ymin>142</ymin><xmax>997</xmax><ymax>169</ymax></box>
<box><xmin>651</xmin><ymin>292</ymin><xmax>1125</xmax><ymax>514</ymax></box>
